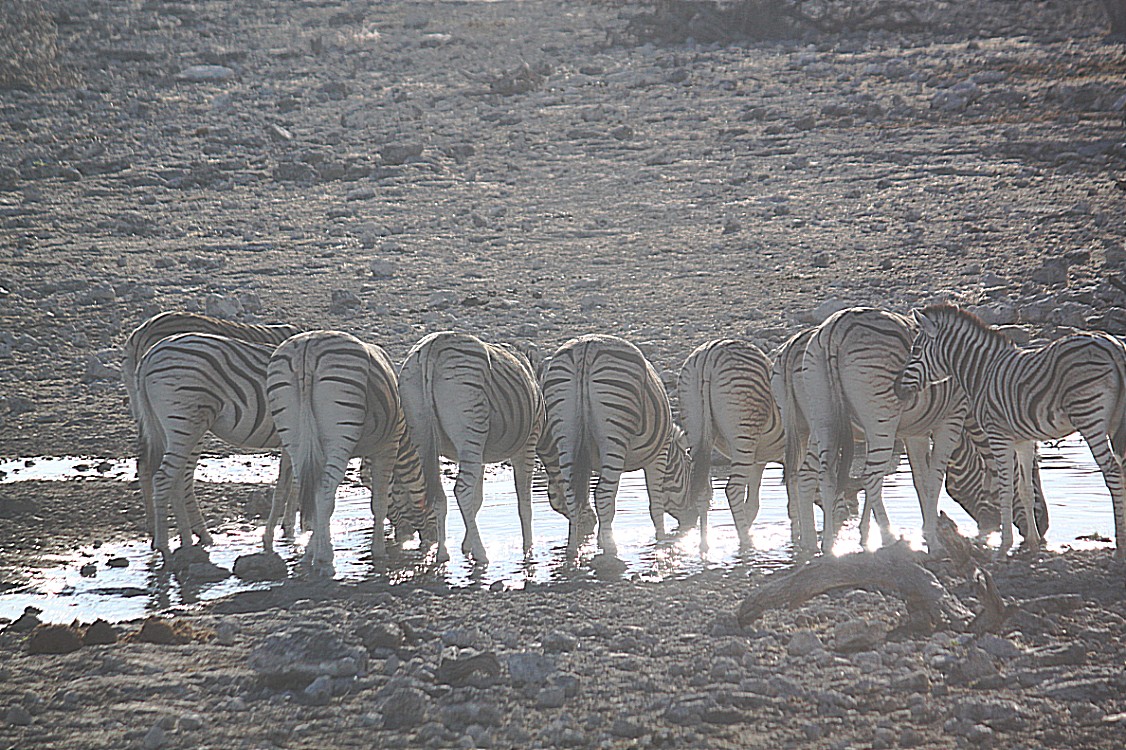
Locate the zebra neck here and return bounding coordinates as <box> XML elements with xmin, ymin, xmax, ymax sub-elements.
<box><xmin>943</xmin><ymin>322</ymin><xmax>1016</xmax><ymax>397</ymax></box>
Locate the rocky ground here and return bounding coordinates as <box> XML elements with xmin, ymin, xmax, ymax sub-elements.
<box><xmin>2</xmin><ymin>0</ymin><xmax>1126</xmax><ymax>747</ymax></box>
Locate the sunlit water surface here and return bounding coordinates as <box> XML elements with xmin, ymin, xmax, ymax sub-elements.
<box><xmin>0</xmin><ymin>436</ymin><xmax>1114</xmax><ymax>623</ymax></box>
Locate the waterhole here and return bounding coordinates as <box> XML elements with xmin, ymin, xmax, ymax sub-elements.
<box><xmin>0</xmin><ymin>436</ymin><xmax>1114</xmax><ymax>623</ymax></box>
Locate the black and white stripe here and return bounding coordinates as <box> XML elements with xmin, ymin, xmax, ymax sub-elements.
<box><xmin>123</xmin><ymin>312</ymin><xmax>302</xmax><ymax>546</ymax></box>
<box><xmin>797</xmin><ymin>308</ymin><xmax>968</xmax><ymax>552</ymax></box>
<box><xmin>540</xmin><ymin>334</ymin><xmax>693</xmax><ymax>557</ymax></box>
<box><xmin>397</xmin><ymin>332</ymin><xmax>545</xmax><ymax>565</ymax></box>
<box><xmin>136</xmin><ymin>332</ymin><xmax>286</xmax><ymax>559</ymax></box>
<box><xmin>266</xmin><ymin>331</ymin><xmax>434</xmax><ymax>576</ymax></box>
<box><xmin>944</xmin><ymin>416</ymin><xmax>1049</xmax><ymax>540</ymax></box>
<box><xmin>677</xmin><ymin>339</ymin><xmax>784</xmax><ymax>550</ymax></box>
<box><xmin>899</xmin><ymin>304</ymin><xmax>1126</xmax><ymax>555</ymax></box>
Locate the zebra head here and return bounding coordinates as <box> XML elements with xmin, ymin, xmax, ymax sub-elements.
<box><xmin>895</xmin><ymin>308</ymin><xmax>949</xmax><ymax>399</ymax></box>
<box><xmin>654</xmin><ymin>425</ymin><xmax>696</xmax><ymax>526</ymax></box>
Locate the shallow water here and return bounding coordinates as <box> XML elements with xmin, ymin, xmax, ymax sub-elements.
<box><xmin>0</xmin><ymin>436</ymin><xmax>1115</xmax><ymax>623</ymax></box>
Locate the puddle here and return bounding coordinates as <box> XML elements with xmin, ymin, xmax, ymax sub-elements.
<box><xmin>0</xmin><ymin>436</ymin><xmax>1115</xmax><ymax>623</ymax></box>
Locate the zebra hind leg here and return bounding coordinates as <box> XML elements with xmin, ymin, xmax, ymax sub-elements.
<box><xmin>1077</xmin><ymin>425</ymin><xmax>1126</xmax><ymax>559</ymax></box>
<box><xmin>593</xmin><ymin>464</ymin><xmax>624</xmax><ymax>557</ymax></box>
<box><xmin>453</xmin><ymin>460</ymin><xmax>489</xmax><ymax>565</ymax></box>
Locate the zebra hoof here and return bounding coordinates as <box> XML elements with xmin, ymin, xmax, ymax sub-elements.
<box><xmin>195</xmin><ymin>530</ymin><xmax>214</xmax><ymax>546</ymax></box>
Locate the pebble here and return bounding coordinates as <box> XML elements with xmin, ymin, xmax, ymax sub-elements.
<box><xmin>177</xmin><ymin>65</ymin><xmax>237</xmax><ymax>82</ymax></box>
<box><xmin>506</xmin><ymin>652</ymin><xmax>556</xmax><ymax>685</ymax></box>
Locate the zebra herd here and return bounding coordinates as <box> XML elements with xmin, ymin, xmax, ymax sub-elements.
<box><xmin>122</xmin><ymin>303</ymin><xmax>1126</xmax><ymax>576</ymax></box>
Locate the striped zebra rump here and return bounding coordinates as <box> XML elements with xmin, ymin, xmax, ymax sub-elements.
<box><xmin>541</xmin><ymin>334</ymin><xmax>691</xmax><ymax>557</ymax></box>
<box><xmin>677</xmin><ymin>339</ymin><xmax>784</xmax><ymax>549</ymax></box>
<box><xmin>902</xmin><ymin>304</ymin><xmax>1126</xmax><ymax>556</ymax></box>
<box><xmin>397</xmin><ymin>331</ymin><xmax>545</xmax><ymax>564</ymax></box>
<box><xmin>136</xmin><ymin>332</ymin><xmax>281</xmax><ymax>559</ymax></box>
<box><xmin>123</xmin><ymin>311</ymin><xmax>302</xmax><ymax>547</ymax></box>
<box><xmin>266</xmin><ymin>331</ymin><xmax>431</xmax><ymax>576</ymax></box>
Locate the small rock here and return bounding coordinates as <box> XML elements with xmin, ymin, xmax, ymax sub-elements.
<box><xmin>798</xmin><ymin>298</ymin><xmax>850</xmax><ymax>325</ymax></box>
<box><xmin>79</xmin><ymin>563</ymin><xmax>97</xmax><ymax>578</ymax></box>
<box><xmin>5</xmin><ymin>705</ymin><xmax>32</xmax><ymax>726</ymax></box>
<box><xmin>357</xmin><ymin>622</ymin><xmax>404</xmax><ymax>651</ymax></box>
<box><xmin>177</xmin><ymin>65</ymin><xmax>236</xmax><ymax>82</ymax></box>
<box><xmin>7</xmin><ymin>607</ymin><xmax>42</xmax><ymax>633</ymax></box>
<box><xmin>536</xmin><ymin>685</ymin><xmax>567</xmax><ymax>708</ymax></box>
<box><xmin>329</xmin><ymin>289</ymin><xmax>362</xmax><ymax>313</ymax></box>
<box><xmin>167</xmin><ymin>544</ymin><xmax>209</xmax><ymax>572</ymax></box>
<box><xmin>179</xmin><ymin>713</ymin><xmax>204</xmax><ymax>732</ymax></box>
<box><xmin>183</xmin><ymin>562</ymin><xmax>231</xmax><ymax>582</ymax></box>
<box><xmin>381</xmin><ymin>686</ymin><xmax>431</xmax><ymax>730</ymax></box>
<box><xmin>82</xmin><ymin>619</ymin><xmax>118</xmax><ymax>646</ymax></box>
<box><xmin>142</xmin><ymin>723</ymin><xmax>165</xmax><ymax>750</ymax></box>
<box><xmin>542</xmin><ymin>631</ymin><xmax>578</xmax><ymax>653</ymax></box>
<box><xmin>787</xmin><ymin>630</ymin><xmax>824</xmax><ymax>656</ymax></box>
<box><xmin>303</xmin><ymin>675</ymin><xmax>334</xmax><ymax>705</ymax></box>
<box><xmin>232</xmin><ymin>552</ymin><xmax>288</xmax><ymax>581</ymax></box>
<box><xmin>381</xmin><ymin>143</ymin><xmax>424</xmax><ymax>165</ymax></box>
<box><xmin>1030</xmin><ymin>257</ymin><xmax>1070</xmax><ymax>286</ymax></box>
<box><xmin>506</xmin><ymin>652</ymin><xmax>556</xmax><ymax>686</ymax></box>
<box><xmin>830</xmin><ymin>618</ymin><xmax>886</xmax><ymax>652</ymax></box>
<box><xmin>369</xmin><ymin>259</ymin><xmax>395</xmax><ymax>277</ymax></box>
<box><xmin>27</xmin><ymin>624</ymin><xmax>83</xmax><ymax>654</ymax></box>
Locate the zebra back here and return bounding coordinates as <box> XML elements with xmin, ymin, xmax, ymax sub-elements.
<box><xmin>124</xmin><ymin>311</ymin><xmax>300</xmax><ymax>392</ymax></box>
<box><xmin>137</xmin><ymin>332</ymin><xmax>280</xmax><ymax>453</ymax></box>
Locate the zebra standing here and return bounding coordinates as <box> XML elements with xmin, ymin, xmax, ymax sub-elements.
<box><xmin>123</xmin><ymin>311</ymin><xmax>302</xmax><ymax>545</ymax></box>
<box><xmin>898</xmin><ymin>303</ymin><xmax>1126</xmax><ymax>556</ymax></box>
<box><xmin>396</xmin><ymin>332</ymin><xmax>545</xmax><ymax>565</ymax></box>
<box><xmin>136</xmin><ymin>332</ymin><xmax>289</xmax><ymax>559</ymax></box>
<box><xmin>677</xmin><ymin>339</ymin><xmax>785</xmax><ymax>551</ymax></box>
<box><xmin>540</xmin><ymin>334</ymin><xmax>693</xmax><ymax>557</ymax></box>
<box><xmin>265</xmin><ymin>331</ymin><xmax>434</xmax><ymax>576</ymax></box>
<box><xmin>797</xmin><ymin>308</ymin><xmax>968</xmax><ymax>553</ymax></box>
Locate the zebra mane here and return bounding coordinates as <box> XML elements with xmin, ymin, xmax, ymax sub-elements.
<box><xmin>920</xmin><ymin>303</ymin><xmax>1018</xmax><ymax>347</ymax></box>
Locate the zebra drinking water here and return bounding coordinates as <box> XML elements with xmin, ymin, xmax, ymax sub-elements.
<box><xmin>265</xmin><ymin>330</ymin><xmax>434</xmax><ymax>576</ymax></box>
<box><xmin>540</xmin><ymin>334</ymin><xmax>693</xmax><ymax>557</ymax></box>
<box><xmin>898</xmin><ymin>304</ymin><xmax>1126</xmax><ymax>557</ymax></box>
<box><xmin>123</xmin><ymin>311</ymin><xmax>302</xmax><ymax>546</ymax></box>
<box><xmin>396</xmin><ymin>331</ymin><xmax>545</xmax><ymax>565</ymax></box>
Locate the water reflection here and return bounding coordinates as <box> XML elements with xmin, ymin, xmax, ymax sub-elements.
<box><xmin>0</xmin><ymin>435</ymin><xmax>1116</xmax><ymax>623</ymax></box>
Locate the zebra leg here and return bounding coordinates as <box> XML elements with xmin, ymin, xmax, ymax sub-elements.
<box><xmin>792</xmin><ymin>448</ymin><xmax>820</xmax><ymax>554</ymax></box>
<box><xmin>1076</xmin><ymin>425</ymin><xmax>1126</xmax><ymax>558</ymax></box>
<box><xmin>595</xmin><ymin>464</ymin><xmax>624</xmax><ymax>557</ymax></box>
<box><xmin>644</xmin><ymin>465</ymin><xmax>668</xmax><ymax>541</ymax></box>
<box><xmin>367</xmin><ymin>450</ymin><xmax>395</xmax><ymax>562</ymax></box>
<box><xmin>858</xmin><ymin>431</ymin><xmax>897</xmax><ymax>548</ymax></box>
<box><xmin>277</xmin><ymin>453</ymin><xmax>297</xmax><ymax>538</ymax></box>
<box><xmin>725</xmin><ymin>465</ymin><xmax>762</xmax><ymax>548</ymax></box>
<box><xmin>453</xmin><ymin>459</ymin><xmax>489</xmax><ymax>565</ymax></box>
<box><xmin>1013</xmin><ymin>441</ymin><xmax>1041</xmax><ymax>552</ymax></box>
<box><xmin>182</xmin><ymin>448</ymin><xmax>213</xmax><ymax>546</ymax></box>
<box><xmin>512</xmin><ymin>441</ymin><xmax>536</xmax><ymax>556</ymax></box>
<box><xmin>990</xmin><ymin>440</ymin><xmax>1018</xmax><ymax>555</ymax></box>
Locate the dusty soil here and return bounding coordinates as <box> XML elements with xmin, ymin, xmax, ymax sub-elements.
<box><xmin>2</xmin><ymin>0</ymin><xmax>1126</xmax><ymax>748</ymax></box>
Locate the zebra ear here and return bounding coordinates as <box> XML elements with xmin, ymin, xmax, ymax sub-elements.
<box><xmin>912</xmin><ymin>309</ymin><xmax>938</xmax><ymax>337</ymax></box>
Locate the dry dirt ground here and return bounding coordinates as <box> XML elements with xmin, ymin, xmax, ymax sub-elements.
<box><xmin>2</xmin><ymin>0</ymin><xmax>1126</xmax><ymax>748</ymax></box>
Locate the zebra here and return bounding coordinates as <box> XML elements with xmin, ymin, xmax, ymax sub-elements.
<box><xmin>795</xmin><ymin>308</ymin><xmax>969</xmax><ymax>553</ymax></box>
<box><xmin>136</xmin><ymin>332</ymin><xmax>290</xmax><ymax>560</ymax></box>
<box><xmin>677</xmin><ymin>339</ymin><xmax>785</xmax><ymax>551</ymax></box>
<box><xmin>396</xmin><ymin>331</ymin><xmax>545</xmax><ymax>565</ymax></box>
<box><xmin>123</xmin><ymin>311</ymin><xmax>302</xmax><ymax>545</ymax></box>
<box><xmin>771</xmin><ymin>328</ymin><xmax>861</xmax><ymax>553</ymax></box>
<box><xmin>540</xmin><ymin>334</ymin><xmax>693</xmax><ymax>557</ymax></box>
<box><xmin>265</xmin><ymin>330</ymin><xmax>434</xmax><ymax>576</ymax></box>
<box><xmin>944</xmin><ymin>416</ymin><xmax>1050</xmax><ymax>540</ymax></box>
<box><xmin>898</xmin><ymin>303</ymin><xmax>1126</xmax><ymax>556</ymax></box>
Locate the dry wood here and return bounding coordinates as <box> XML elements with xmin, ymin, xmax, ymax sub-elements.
<box><xmin>737</xmin><ymin>541</ymin><xmax>975</xmax><ymax>634</ymax></box>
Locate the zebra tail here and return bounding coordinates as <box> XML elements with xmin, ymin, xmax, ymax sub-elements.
<box><xmin>417</xmin><ymin>345</ymin><xmax>447</xmax><ymax>512</ymax></box>
<box><xmin>684</xmin><ymin>369</ymin><xmax>714</xmax><ymax>514</ymax></box>
<box><xmin>288</xmin><ymin>339</ymin><xmax>324</xmax><ymax>529</ymax></box>
<box><xmin>1112</xmin><ymin>347</ymin><xmax>1126</xmax><ymax>458</ymax></box>
<box><xmin>135</xmin><ymin>374</ymin><xmax>165</xmax><ymax>495</ymax></box>
<box><xmin>821</xmin><ymin>343</ymin><xmax>855</xmax><ymax>505</ymax></box>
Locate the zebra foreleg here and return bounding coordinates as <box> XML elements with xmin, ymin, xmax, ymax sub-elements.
<box><xmin>1013</xmin><ymin>441</ymin><xmax>1041</xmax><ymax>552</ymax></box>
<box><xmin>990</xmin><ymin>439</ymin><xmax>1018</xmax><ymax>555</ymax></box>
<box><xmin>181</xmin><ymin>449</ymin><xmax>213</xmax><ymax>547</ymax></box>
<box><xmin>453</xmin><ymin>460</ymin><xmax>489</xmax><ymax>565</ymax></box>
